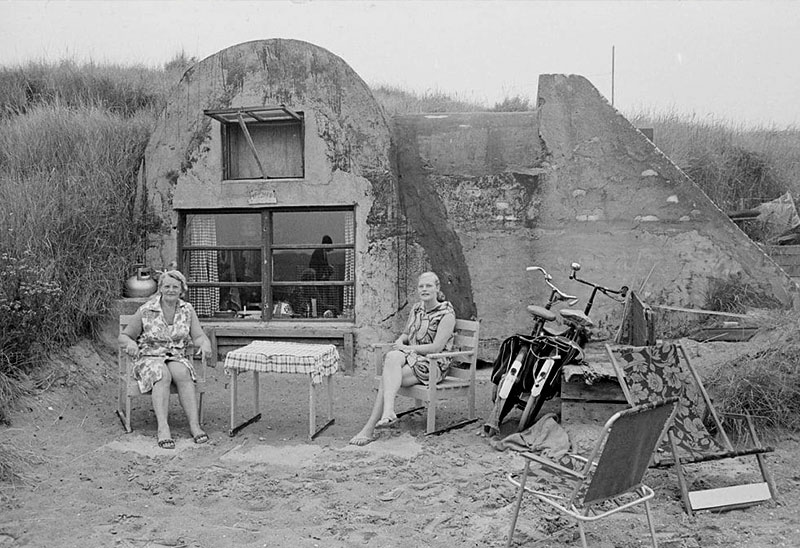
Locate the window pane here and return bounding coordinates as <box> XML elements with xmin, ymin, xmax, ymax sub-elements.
<box><xmin>280</xmin><ymin>283</ymin><xmax>343</xmax><ymax>319</ymax></box>
<box><xmin>272</xmin><ymin>210</ymin><xmax>351</xmax><ymax>245</ymax></box>
<box><xmin>272</xmin><ymin>249</ymin><xmax>315</xmax><ymax>282</ymax></box>
<box><xmin>183</xmin><ymin>248</ymin><xmax>262</xmax><ymax>318</ymax></box>
<box><xmin>184</xmin><ymin>213</ymin><xmax>261</xmax><ymax>247</ymax></box>
<box><xmin>228</xmin><ymin>121</ymin><xmax>303</xmax><ymax>179</ymax></box>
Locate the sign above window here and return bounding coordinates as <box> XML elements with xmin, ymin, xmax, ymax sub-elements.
<box><xmin>204</xmin><ymin>106</ymin><xmax>304</xmax><ymax>180</ymax></box>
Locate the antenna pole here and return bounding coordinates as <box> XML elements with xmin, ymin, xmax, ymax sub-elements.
<box><xmin>611</xmin><ymin>45</ymin><xmax>615</xmax><ymax>106</ymax></box>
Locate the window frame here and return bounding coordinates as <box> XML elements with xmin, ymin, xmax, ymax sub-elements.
<box><xmin>204</xmin><ymin>106</ymin><xmax>305</xmax><ymax>181</ymax></box>
<box><xmin>177</xmin><ymin>206</ymin><xmax>356</xmax><ymax>322</ymax></box>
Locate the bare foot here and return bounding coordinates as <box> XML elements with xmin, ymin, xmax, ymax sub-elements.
<box><xmin>349</xmin><ymin>433</ymin><xmax>377</xmax><ymax>446</ymax></box>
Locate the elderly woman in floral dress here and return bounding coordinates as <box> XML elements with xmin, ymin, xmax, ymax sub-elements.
<box><xmin>119</xmin><ymin>270</ymin><xmax>212</xmax><ymax>449</ymax></box>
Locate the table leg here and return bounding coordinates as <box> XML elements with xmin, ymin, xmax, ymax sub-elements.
<box><xmin>309</xmin><ymin>374</ymin><xmax>335</xmax><ymax>441</ymax></box>
<box><xmin>228</xmin><ymin>368</ymin><xmax>262</xmax><ymax>437</ymax></box>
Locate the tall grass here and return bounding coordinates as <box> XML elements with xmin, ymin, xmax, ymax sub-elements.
<box><xmin>626</xmin><ymin>108</ymin><xmax>800</xmax><ymax>213</ymax></box>
<box><xmin>0</xmin><ymin>104</ymin><xmax>155</xmax><ymax>422</ymax></box>
<box><xmin>0</xmin><ymin>59</ymin><xmax>175</xmax><ymax>118</ymax></box>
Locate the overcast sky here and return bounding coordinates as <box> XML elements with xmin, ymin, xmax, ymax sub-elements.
<box><xmin>1</xmin><ymin>0</ymin><xmax>798</xmax><ymax>128</ymax></box>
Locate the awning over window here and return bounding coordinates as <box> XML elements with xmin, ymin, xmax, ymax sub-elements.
<box><xmin>203</xmin><ymin>105</ymin><xmax>302</xmax><ymax>124</ymax></box>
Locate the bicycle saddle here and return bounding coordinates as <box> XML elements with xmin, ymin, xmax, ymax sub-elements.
<box><xmin>559</xmin><ymin>308</ymin><xmax>594</xmax><ymax>328</ymax></box>
<box><xmin>527</xmin><ymin>305</ymin><xmax>557</xmax><ymax>322</ymax></box>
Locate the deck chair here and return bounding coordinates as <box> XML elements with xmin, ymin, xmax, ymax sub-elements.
<box><xmin>374</xmin><ymin>318</ymin><xmax>480</xmax><ymax>435</ymax></box>
<box><xmin>606</xmin><ymin>342</ymin><xmax>778</xmax><ymax>515</ymax></box>
<box><xmin>505</xmin><ymin>398</ymin><xmax>679</xmax><ymax>548</ymax></box>
<box><xmin>116</xmin><ymin>314</ymin><xmax>211</xmax><ymax>433</ymax></box>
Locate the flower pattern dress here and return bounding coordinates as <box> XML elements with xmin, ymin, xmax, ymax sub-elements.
<box><xmin>132</xmin><ymin>296</ymin><xmax>197</xmax><ymax>393</ymax></box>
<box><xmin>401</xmin><ymin>300</ymin><xmax>456</xmax><ymax>384</ymax></box>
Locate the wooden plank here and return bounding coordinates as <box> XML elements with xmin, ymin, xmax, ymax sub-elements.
<box><xmin>651</xmin><ymin>305</ymin><xmax>750</xmax><ymax>319</ymax></box>
<box><xmin>766</xmin><ymin>245</ymin><xmax>800</xmax><ymax>256</ymax></box>
<box><xmin>689</xmin><ymin>482</ymin><xmax>771</xmax><ymax>511</ymax></box>
<box><xmin>561</xmin><ymin>379</ymin><xmax>626</xmax><ymax>402</ymax></box>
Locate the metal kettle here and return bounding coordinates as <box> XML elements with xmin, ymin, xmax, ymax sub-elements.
<box><xmin>124</xmin><ymin>264</ymin><xmax>158</xmax><ymax>298</ymax></box>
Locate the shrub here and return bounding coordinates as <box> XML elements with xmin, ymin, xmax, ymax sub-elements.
<box><xmin>707</xmin><ymin>343</ymin><xmax>800</xmax><ymax>435</ymax></box>
<box><xmin>0</xmin><ymin>251</ymin><xmax>62</xmax><ymax>422</ymax></box>
<box><xmin>704</xmin><ymin>273</ymin><xmax>783</xmax><ymax>314</ymax></box>
<box><xmin>490</xmin><ymin>95</ymin><xmax>533</xmax><ymax>112</ymax></box>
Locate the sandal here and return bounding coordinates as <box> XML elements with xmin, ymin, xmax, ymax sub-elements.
<box><xmin>157</xmin><ymin>438</ymin><xmax>175</xmax><ymax>450</ymax></box>
<box><xmin>193</xmin><ymin>433</ymin><xmax>209</xmax><ymax>445</ymax></box>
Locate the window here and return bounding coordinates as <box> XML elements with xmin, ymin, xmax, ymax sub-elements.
<box><xmin>179</xmin><ymin>208</ymin><xmax>355</xmax><ymax>321</ymax></box>
<box><xmin>204</xmin><ymin>106</ymin><xmax>304</xmax><ymax>180</ymax></box>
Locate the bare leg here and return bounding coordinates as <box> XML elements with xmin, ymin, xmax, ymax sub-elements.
<box><xmin>380</xmin><ymin>352</ymin><xmax>417</xmax><ymax>424</ymax></box>
<box><xmin>168</xmin><ymin>361</ymin><xmax>205</xmax><ymax>440</ymax></box>
<box><xmin>152</xmin><ymin>364</ymin><xmax>173</xmax><ymax>444</ymax></box>
<box><xmin>349</xmin><ymin>384</ymin><xmax>386</xmax><ymax>446</ymax></box>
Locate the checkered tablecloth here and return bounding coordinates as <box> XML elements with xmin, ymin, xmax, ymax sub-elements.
<box><xmin>223</xmin><ymin>341</ymin><xmax>339</xmax><ymax>385</ymax></box>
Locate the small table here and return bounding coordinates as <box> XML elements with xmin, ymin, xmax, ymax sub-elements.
<box><xmin>223</xmin><ymin>340</ymin><xmax>338</xmax><ymax>440</ymax></box>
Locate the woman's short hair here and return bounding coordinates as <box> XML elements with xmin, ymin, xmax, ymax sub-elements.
<box><xmin>159</xmin><ymin>269</ymin><xmax>189</xmax><ymax>294</ymax></box>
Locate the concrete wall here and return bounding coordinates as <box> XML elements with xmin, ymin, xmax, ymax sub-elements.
<box><xmin>393</xmin><ymin>75</ymin><xmax>796</xmax><ymax>358</ymax></box>
<box><xmin>139</xmin><ymin>39</ymin><xmax>405</xmax><ymax>363</ymax></box>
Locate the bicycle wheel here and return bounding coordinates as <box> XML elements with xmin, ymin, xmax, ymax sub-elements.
<box><xmin>497</xmin><ymin>375</ymin><xmax>523</xmax><ymax>425</ymax></box>
<box><xmin>518</xmin><ymin>390</ymin><xmax>546</xmax><ymax>431</ymax></box>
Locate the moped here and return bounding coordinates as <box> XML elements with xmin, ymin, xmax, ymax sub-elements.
<box><xmin>485</xmin><ymin>263</ymin><xmax>628</xmax><ymax>435</ymax></box>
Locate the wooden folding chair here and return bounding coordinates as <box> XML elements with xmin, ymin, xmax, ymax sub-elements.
<box><xmin>374</xmin><ymin>318</ymin><xmax>480</xmax><ymax>435</ymax></box>
<box><xmin>116</xmin><ymin>314</ymin><xmax>210</xmax><ymax>433</ymax></box>
<box><xmin>606</xmin><ymin>342</ymin><xmax>779</xmax><ymax>515</ymax></box>
<box><xmin>505</xmin><ymin>398</ymin><xmax>679</xmax><ymax>548</ymax></box>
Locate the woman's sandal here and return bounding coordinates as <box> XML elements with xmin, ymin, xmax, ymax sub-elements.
<box><xmin>375</xmin><ymin>416</ymin><xmax>398</xmax><ymax>428</ymax></box>
<box><xmin>193</xmin><ymin>433</ymin><xmax>209</xmax><ymax>445</ymax></box>
<box><xmin>157</xmin><ymin>438</ymin><xmax>176</xmax><ymax>450</ymax></box>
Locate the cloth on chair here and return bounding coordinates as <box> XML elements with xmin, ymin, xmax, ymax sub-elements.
<box><xmin>490</xmin><ymin>413</ymin><xmax>570</xmax><ymax>459</ymax></box>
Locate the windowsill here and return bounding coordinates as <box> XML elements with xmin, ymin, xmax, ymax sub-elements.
<box><xmin>222</xmin><ymin>178</ymin><xmax>304</xmax><ymax>184</ymax></box>
<box><xmin>200</xmin><ymin>319</ymin><xmax>355</xmax><ymax>334</ymax></box>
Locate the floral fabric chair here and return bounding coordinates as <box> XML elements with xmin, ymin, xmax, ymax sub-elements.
<box><xmin>606</xmin><ymin>341</ymin><xmax>778</xmax><ymax>515</ymax></box>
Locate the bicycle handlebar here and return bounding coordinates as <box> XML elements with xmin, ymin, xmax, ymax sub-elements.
<box><xmin>569</xmin><ymin>264</ymin><xmax>629</xmax><ymax>302</ymax></box>
<box><xmin>526</xmin><ymin>266</ymin><xmax>578</xmax><ymax>302</ymax></box>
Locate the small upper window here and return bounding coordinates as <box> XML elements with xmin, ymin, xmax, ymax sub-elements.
<box><xmin>204</xmin><ymin>106</ymin><xmax>304</xmax><ymax>180</ymax></box>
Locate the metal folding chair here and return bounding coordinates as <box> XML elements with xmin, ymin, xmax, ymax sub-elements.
<box><xmin>505</xmin><ymin>398</ymin><xmax>679</xmax><ymax>548</ymax></box>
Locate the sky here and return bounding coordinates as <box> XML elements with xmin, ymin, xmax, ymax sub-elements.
<box><xmin>1</xmin><ymin>0</ymin><xmax>799</xmax><ymax>128</ymax></box>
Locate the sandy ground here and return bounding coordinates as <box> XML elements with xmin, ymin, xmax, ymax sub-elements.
<box><xmin>1</xmin><ymin>337</ymin><xmax>799</xmax><ymax>548</ymax></box>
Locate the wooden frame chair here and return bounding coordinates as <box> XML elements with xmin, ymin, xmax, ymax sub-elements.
<box><xmin>505</xmin><ymin>398</ymin><xmax>679</xmax><ymax>548</ymax></box>
<box><xmin>606</xmin><ymin>342</ymin><xmax>779</xmax><ymax>515</ymax></box>
<box><xmin>374</xmin><ymin>318</ymin><xmax>480</xmax><ymax>435</ymax></box>
<box><xmin>116</xmin><ymin>314</ymin><xmax>211</xmax><ymax>433</ymax></box>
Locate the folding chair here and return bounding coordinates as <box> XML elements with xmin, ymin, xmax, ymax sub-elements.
<box><xmin>374</xmin><ymin>319</ymin><xmax>480</xmax><ymax>435</ymax></box>
<box><xmin>505</xmin><ymin>398</ymin><xmax>679</xmax><ymax>548</ymax></box>
<box><xmin>116</xmin><ymin>314</ymin><xmax>210</xmax><ymax>433</ymax></box>
<box><xmin>606</xmin><ymin>342</ymin><xmax>779</xmax><ymax>515</ymax></box>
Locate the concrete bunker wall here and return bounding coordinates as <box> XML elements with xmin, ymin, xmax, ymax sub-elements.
<box><xmin>394</xmin><ymin>75</ymin><xmax>795</xmax><ymax>357</ymax></box>
<box><xmin>139</xmin><ymin>39</ymin><xmax>405</xmax><ymax>364</ymax></box>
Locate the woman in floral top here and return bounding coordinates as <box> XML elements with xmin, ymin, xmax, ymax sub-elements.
<box><xmin>119</xmin><ymin>270</ymin><xmax>212</xmax><ymax>449</ymax></box>
<box><xmin>349</xmin><ymin>271</ymin><xmax>456</xmax><ymax>446</ymax></box>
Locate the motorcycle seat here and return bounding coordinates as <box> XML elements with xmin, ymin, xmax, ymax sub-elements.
<box><xmin>559</xmin><ymin>308</ymin><xmax>594</xmax><ymax>328</ymax></box>
<box><xmin>527</xmin><ymin>305</ymin><xmax>557</xmax><ymax>322</ymax></box>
